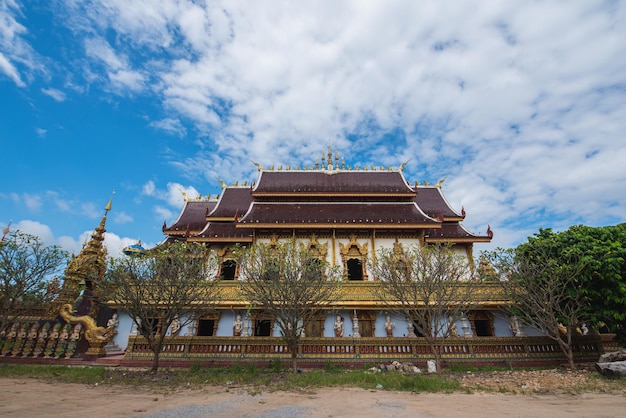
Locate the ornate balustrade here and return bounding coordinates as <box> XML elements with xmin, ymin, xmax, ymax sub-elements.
<box><xmin>214</xmin><ymin>281</ymin><xmax>510</xmax><ymax>308</ymax></box>
<box><xmin>124</xmin><ymin>335</ymin><xmax>607</xmax><ymax>366</ymax></box>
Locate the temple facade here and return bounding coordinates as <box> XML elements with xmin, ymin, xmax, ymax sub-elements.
<box><xmin>1</xmin><ymin>151</ymin><xmax>610</xmax><ymax>366</ymax></box>
<box><xmin>113</xmin><ymin>149</ymin><xmax>546</xmax><ymax>353</ymax></box>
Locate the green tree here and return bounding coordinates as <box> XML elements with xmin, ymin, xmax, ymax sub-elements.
<box><xmin>369</xmin><ymin>243</ymin><xmax>476</xmax><ymax>373</ymax></box>
<box><xmin>487</xmin><ymin>239</ymin><xmax>587</xmax><ymax>369</ymax></box>
<box><xmin>100</xmin><ymin>242</ymin><xmax>220</xmax><ymax>374</ymax></box>
<box><xmin>237</xmin><ymin>242</ymin><xmax>341</xmax><ymax>373</ymax></box>
<box><xmin>516</xmin><ymin>224</ymin><xmax>626</xmax><ymax>343</ymax></box>
<box><xmin>0</xmin><ymin>231</ymin><xmax>68</xmax><ymax>332</ymax></box>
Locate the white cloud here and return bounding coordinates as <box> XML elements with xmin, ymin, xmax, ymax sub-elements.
<box><xmin>141</xmin><ymin>180</ymin><xmax>199</xmax><ymax>208</ymax></box>
<box><xmin>154</xmin><ymin>205</ymin><xmax>174</xmax><ymax>223</ymax></box>
<box><xmin>14</xmin><ymin>220</ymin><xmax>55</xmax><ymax>245</ymax></box>
<box><xmin>41</xmin><ymin>87</ymin><xmax>67</xmax><ymax>102</ymax></box>
<box><xmin>35</xmin><ymin>127</ymin><xmax>47</xmax><ymax>137</ymax></box>
<box><xmin>114</xmin><ymin>211</ymin><xmax>133</xmax><ymax>224</ymax></box>
<box><xmin>42</xmin><ymin>1</ymin><xmax>626</xmax><ymax>249</ymax></box>
<box><xmin>0</xmin><ymin>0</ymin><xmax>44</xmax><ymax>86</ymax></box>
<box><xmin>142</xmin><ymin>180</ymin><xmax>156</xmax><ymax>196</ymax></box>
<box><xmin>54</xmin><ymin>230</ymin><xmax>147</xmax><ymax>259</ymax></box>
<box><xmin>0</xmin><ymin>51</ymin><xmax>24</xmax><ymax>86</ymax></box>
<box><xmin>83</xmin><ymin>37</ymin><xmax>145</xmax><ymax>93</ymax></box>
<box><xmin>22</xmin><ymin>193</ymin><xmax>42</xmax><ymax>211</ymax></box>
<box><xmin>149</xmin><ymin>117</ymin><xmax>187</xmax><ymax>137</ymax></box>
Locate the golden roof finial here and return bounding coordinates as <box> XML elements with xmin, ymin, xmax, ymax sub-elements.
<box><xmin>251</xmin><ymin>160</ymin><xmax>263</xmax><ymax>171</ymax></box>
<box><xmin>217</xmin><ymin>178</ymin><xmax>227</xmax><ymax>189</ymax></box>
<box><xmin>105</xmin><ymin>190</ymin><xmax>115</xmax><ymax>213</ymax></box>
<box><xmin>435</xmin><ymin>176</ymin><xmax>447</xmax><ymax>188</ymax></box>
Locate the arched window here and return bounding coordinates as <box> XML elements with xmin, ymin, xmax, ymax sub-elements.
<box><xmin>468</xmin><ymin>311</ymin><xmax>494</xmax><ymax>337</ymax></box>
<box><xmin>339</xmin><ymin>235</ymin><xmax>369</xmax><ymax>280</ymax></box>
<box><xmin>347</xmin><ymin>258</ymin><xmax>364</xmax><ymax>280</ymax></box>
<box><xmin>255</xmin><ymin>319</ymin><xmax>272</xmax><ymax>336</ymax></box>
<box><xmin>220</xmin><ymin>259</ymin><xmax>237</xmax><ymax>280</ymax></box>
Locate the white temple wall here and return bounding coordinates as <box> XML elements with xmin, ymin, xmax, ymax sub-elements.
<box><xmin>113</xmin><ymin>311</ymin><xmax>134</xmax><ymax>351</ymax></box>
<box><xmin>493</xmin><ymin>313</ymin><xmax>513</xmax><ymax>337</ymax></box>
<box><xmin>216</xmin><ymin>311</ymin><xmax>239</xmax><ymax>337</ymax></box>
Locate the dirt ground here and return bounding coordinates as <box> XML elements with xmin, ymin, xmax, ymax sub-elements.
<box><xmin>1</xmin><ymin>374</ymin><xmax>626</xmax><ymax>418</ymax></box>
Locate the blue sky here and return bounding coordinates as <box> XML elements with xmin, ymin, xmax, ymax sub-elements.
<box><xmin>1</xmin><ymin>0</ymin><xmax>625</xmax><ymax>258</ymax></box>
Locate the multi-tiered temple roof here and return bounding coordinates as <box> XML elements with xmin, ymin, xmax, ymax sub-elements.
<box><xmin>162</xmin><ymin>151</ymin><xmax>491</xmax><ymax>244</ymax></box>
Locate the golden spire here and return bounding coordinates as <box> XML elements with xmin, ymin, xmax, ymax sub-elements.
<box><xmin>55</xmin><ymin>195</ymin><xmax>112</xmax><ymax>317</ymax></box>
<box><xmin>105</xmin><ymin>190</ymin><xmax>114</xmax><ymax>212</ymax></box>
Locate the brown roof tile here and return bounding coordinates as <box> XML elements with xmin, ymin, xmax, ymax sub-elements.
<box><xmin>193</xmin><ymin>222</ymin><xmax>253</xmax><ymax>242</ymax></box>
<box><xmin>238</xmin><ymin>202</ymin><xmax>438</xmax><ymax>228</ymax></box>
<box><xmin>253</xmin><ymin>171</ymin><xmax>415</xmax><ymax>195</ymax></box>
<box><xmin>164</xmin><ymin>200</ymin><xmax>216</xmax><ymax>234</ymax></box>
<box><xmin>423</xmin><ymin>223</ymin><xmax>492</xmax><ymax>243</ymax></box>
<box><xmin>415</xmin><ymin>187</ymin><xmax>462</xmax><ymax>219</ymax></box>
<box><xmin>208</xmin><ymin>187</ymin><xmax>253</xmax><ymax>219</ymax></box>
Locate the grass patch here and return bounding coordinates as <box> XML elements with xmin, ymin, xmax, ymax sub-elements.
<box><xmin>0</xmin><ymin>364</ymin><xmax>106</xmax><ymax>384</ymax></box>
<box><xmin>6</xmin><ymin>363</ymin><xmax>622</xmax><ymax>395</ymax></box>
<box><xmin>279</xmin><ymin>368</ymin><xmax>460</xmax><ymax>393</ymax></box>
<box><xmin>0</xmin><ymin>363</ymin><xmax>459</xmax><ymax>393</ymax></box>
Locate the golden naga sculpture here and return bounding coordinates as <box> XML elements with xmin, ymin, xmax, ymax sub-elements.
<box><xmin>60</xmin><ymin>304</ymin><xmax>117</xmax><ymax>356</ymax></box>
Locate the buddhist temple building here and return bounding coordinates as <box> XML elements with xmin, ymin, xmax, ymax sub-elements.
<box><xmin>1</xmin><ymin>150</ymin><xmax>610</xmax><ymax>367</ymax></box>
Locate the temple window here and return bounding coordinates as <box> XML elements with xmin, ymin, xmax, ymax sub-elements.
<box><xmin>197</xmin><ymin>319</ymin><xmax>215</xmax><ymax>336</ymax></box>
<box><xmin>340</xmin><ymin>235</ymin><xmax>369</xmax><ymax>280</ymax></box>
<box><xmin>220</xmin><ymin>259</ymin><xmax>237</xmax><ymax>280</ymax></box>
<box><xmin>255</xmin><ymin>319</ymin><xmax>273</xmax><ymax>336</ymax></box>
<box><xmin>347</xmin><ymin>258</ymin><xmax>364</xmax><ymax>280</ymax></box>
<box><xmin>468</xmin><ymin>311</ymin><xmax>494</xmax><ymax>336</ymax></box>
<box><xmin>196</xmin><ymin>313</ymin><xmax>220</xmax><ymax>336</ymax></box>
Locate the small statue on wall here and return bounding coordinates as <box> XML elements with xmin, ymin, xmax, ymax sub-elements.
<box><xmin>384</xmin><ymin>314</ymin><xmax>395</xmax><ymax>337</ymax></box>
<box><xmin>233</xmin><ymin>314</ymin><xmax>243</xmax><ymax>337</ymax></box>
<box><xmin>509</xmin><ymin>315</ymin><xmax>526</xmax><ymax>337</ymax></box>
<box><xmin>170</xmin><ymin>316</ymin><xmax>181</xmax><ymax>337</ymax></box>
<box><xmin>107</xmin><ymin>313</ymin><xmax>119</xmax><ymax>329</ymax></box>
<box><xmin>334</xmin><ymin>315</ymin><xmax>344</xmax><ymax>337</ymax></box>
<box><xmin>406</xmin><ymin>317</ymin><xmax>416</xmax><ymax>338</ymax></box>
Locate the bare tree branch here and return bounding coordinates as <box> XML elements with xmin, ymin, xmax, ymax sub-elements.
<box><xmin>369</xmin><ymin>243</ymin><xmax>476</xmax><ymax>372</ymax></box>
<box><xmin>237</xmin><ymin>242</ymin><xmax>341</xmax><ymax>372</ymax></box>
<box><xmin>100</xmin><ymin>242</ymin><xmax>220</xmax><ymax>374</ymax></box>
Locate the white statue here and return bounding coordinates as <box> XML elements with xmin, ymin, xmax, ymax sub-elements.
<box><xmin>241</xmin><ymin>316</ymin><xmax>250</xmax><ymax>337</ymax></box>
<box><xmin>509</xmin><ymin>315</ymin><xmax>526</xmax><ymax>337</ymax></box>
<box><xmin>581</xmin><ymin>323</ymin><xmax>589</xmax><ymax>335</ymax></box>
<box><xmin>385</xmin><ymin>314</ymin><xmax>395</xmax><ymax>337</ymax></box>
<box><xmin>407</xmin><ymin>317</ymin><xmax>416</xmax><ymax>338</ymax></box>
<box><xmin>170</xmin><ymin>316</ymin><xmax>181</xmax><ymax>336</ymax></box>
<box><xmin>334</xmin><ymin>315</ymin><xmax>344</xmax><ymax>337</ymax></box>
<box><xmin>233</xmin><ymin>314</ymin><xmax>243</xmax><ymax>337</ymax></box>
<box><xmin>107</xmin><ymin>313</ymin><xmax>119</xmax><ymax>329</ymax></box>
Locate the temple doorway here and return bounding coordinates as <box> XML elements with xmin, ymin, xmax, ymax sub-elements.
<box><xmin>255</xmin><ymin>319</ymin><xmax>272</xmax><ymax>336</ymax></box>
<box><xmin>347</xmin><ymin>258</ymin><xmax>363</xmax><ymax>280</ymax></box>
